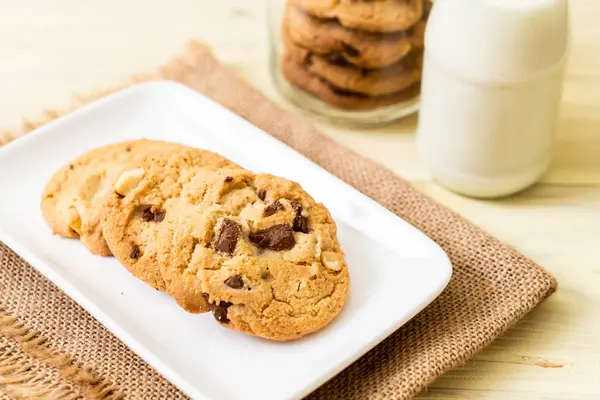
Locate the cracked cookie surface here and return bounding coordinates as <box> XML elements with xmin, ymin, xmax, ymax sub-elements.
<box><xmin>157</xmin><ymin>169</ymin><xmax>350</xmax><ymax>341</ymax></box>
<box><xmin>40</xmin><ymin>140</ymin><xmax>184</xmax><ymax>256</ymax></box>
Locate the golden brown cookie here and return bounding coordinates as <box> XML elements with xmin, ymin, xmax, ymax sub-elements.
<box><xmin>100</xmin><ymin>147</ymin><xmax>239</xmax><ymax>293</ymax></box>
<box><xmin>40</xmin><ymin>140</ymin><xmax>183</xmax><ymax>256</ymax></box>
<box><xmin>289</xmin><ymin>0</ymin><xmax>423</xmax><ymax>33</ymax></box>
<box><xmin>285</xmin><ymin>33</ymin><xmax>423</xmax><ymax>96</ymax></box>
<box><xmin>281</xmin><ymin>53</ymin><xmax>421</xmax><ymax>110</ymax></box>
<box><xmin>284</xmin><ymin>5</ymin><xmax>417</xmax><ymax>69</ymax></box>
<box><xmin>158</xmin><ymin>168</ymin><xmax>350</xmax><ymax>341</ymax></box>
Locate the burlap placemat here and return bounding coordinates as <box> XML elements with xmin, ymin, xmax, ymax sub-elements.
<box><xmin>0</xmin><ymin>41</ymin><xmax>556</xmax><ymax>400</ymax></box>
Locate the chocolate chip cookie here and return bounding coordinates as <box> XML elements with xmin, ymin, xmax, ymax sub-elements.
<box><xmin>158</xmin><ymin>168</ymin><xmax>350</xmax><ymax>340</ymax></box>
<box><xmin>282</xmin><ymin>54</ymin><xmax>421</xmax><ymax>110</ymax></box>
<box><xmin>289</xmin><ymin>0</ymin><xmax>423</xmax><ymax>33</ymax></box>
<box><xmin>284</xmin><ymin>6</ymin><xmax>416</xmax><ymax>69</ymax></box>
<box><xmin>285</xmin><ymin>33</ymin><xmax>423</xmax><ymax>96</ymax></box>
<box><xmin>100</xmin><ymin>148</ymin><xmax>239</xmax><ymax>292</ymax></box>
<box><xmin>40</xmin><ymin>140</ymin><xmax>184</xmax><ymax>256</ymax></box>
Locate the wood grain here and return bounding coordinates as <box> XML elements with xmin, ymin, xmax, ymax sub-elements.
<box><xmin>0</xmin><ymin>0</ymin><xmax>598</xmax><ymax>398</ymax></box>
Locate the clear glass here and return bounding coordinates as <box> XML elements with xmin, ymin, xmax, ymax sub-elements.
<box><xmin>267</xmin><ymin>0</ymin><xmax>430</xmax><ymax>127</ymax></box>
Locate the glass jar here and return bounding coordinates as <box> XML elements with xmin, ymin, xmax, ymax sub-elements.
<box><xmin>267</xmin><ymin>0</ymin><xmax>431</xmax><ymax>126</ymax></box>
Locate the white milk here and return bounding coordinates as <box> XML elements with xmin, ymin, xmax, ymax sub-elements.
<box><xmin>416</xmin><ymin>0</ymin><xmax>570</xmax><ymax>198</ymax></box>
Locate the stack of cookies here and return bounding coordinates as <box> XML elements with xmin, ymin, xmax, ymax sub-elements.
<box><xmin>41</xmin><ymin>140</ymin><xmax>349</xmax><ymax>341</ymax></box>
<box><xmin>281</xmin><ymin>0</ymin><xmax>431</xmax><ymax>110</ymax></box>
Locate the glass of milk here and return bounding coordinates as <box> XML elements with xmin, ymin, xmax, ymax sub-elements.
<box><xmin>416</xmin><ymin>0</ymin><xmax>570</xmax><ymax>198</ymax></box>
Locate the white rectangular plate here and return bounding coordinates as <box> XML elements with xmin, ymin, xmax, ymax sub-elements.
<box><xmin>0</xmin><ymin>81</ymin><xmax>451</xmax><ymax>400</ymax></box>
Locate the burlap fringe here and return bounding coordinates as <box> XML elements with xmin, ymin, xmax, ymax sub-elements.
<box><xmin>0</xmin><ymin>307</ymin><xmax>122</xmax><ymax>400</ymax></box>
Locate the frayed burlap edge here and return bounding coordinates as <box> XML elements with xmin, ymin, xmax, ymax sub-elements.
<box><xmin>0</xmin><ymin>307</ymin><xmax>122</xmax><ymax>400</ymax></box>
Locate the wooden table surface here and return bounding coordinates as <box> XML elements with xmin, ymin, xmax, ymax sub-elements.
<box><xmin>0</xmin><ymin>1</ymin><xmax>598</xmax><ymax>399</ymax></box>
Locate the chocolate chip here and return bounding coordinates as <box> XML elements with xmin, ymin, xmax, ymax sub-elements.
<box><xmin>139</xmin><ymin>205</ymin><xmax>165</xmax><ymax>223</ymax></box>
<box><xmin>69</xmin><ymin>164</ymin><xmax>74</xmax><ymax>170</ymax></box>
<box><xmin>139</xmin><ymin>205</ymin><xmax>155</xmax><ymax>222</ymax></box>
<box><xmin>210</xmin><ymin>301</ymin><xmax>232</xmax><ymax>323</ymax></box>
<box><xmin>215</xmin><ymin>219</ymin><xmax>242</xmax><ymax>254</ymax></box>
<box><xmin>263</xmin><ymin>200</ymin><xmax>285</xmax><ymax>217</ymax></box>
<box><xmin>341</xmin><ymin>42</ymin><xmax>360</xmax><ymax>57</ymax></box>
<box><xmin>309</xmin><ymin>274</ymin><xmax>317</xmax><ymax>280</ymax></box>
<box><xmin>250</xmin><ymin>224</ymin><xmax>295</xmax><ymax>251</ymax></box>
<box><xmin>129</xmin><ymin>245</ymin><xmax>140</xmax><ymax>259</ymax></box>
<box><xmin>326</xmin><ymin>52</ymin><xmax>349</xmax><ymax>67</ymax></box>
<box><xmin>125</xmin><ymin>145</ymin><xmax>132</xmax><ymax>152</ymax></box>
<box><xmin>294</xmin><ymin>216</ymin><xmax>309</xmax><ymax>233</ymax></box>
<box><xmin>257</xmin><ymin>189</ymin><xmax>266</xmax><ymax>201</ymax></box>
<box><xmin>153</xmin><ymin>209</ymin><xmax>166</xmax><ymax>222</ymax></box>
<box><xmin>224</xmin><ymin>274</ymin><xmax>244</xmax><ymax>289</ymax></box>
<box><xmin>289</xmin><ymin>200</ymin><xmax>309</xmax><ymax>233</ymax></box>
<box><xmin>224</xmin><ymin>176</ymin><xmax>233</xmax><ymax>182</ymax></box>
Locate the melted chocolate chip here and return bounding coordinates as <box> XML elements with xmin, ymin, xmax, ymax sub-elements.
<box><xmin>326</xmin><ymin>52</ymin><xmax>349</xmax><ymax>67</ymax></box>
<box><xmin>224</xmin><ymin>274</ymin><xmax>244</xmax><ymax>289</ymax></box>
<box><xmin>210</xmin><ymin>301</ymin><xmax>232</xmax><ymax>323</ymax></box>
<box><xmin>263</xmin><ymin>200</ymin><xmax>285</xmax><ymax>217</ymax></box>
<box><xmin>129</xmin><ymin>245</ymin><xmax>140</xmax><ymax>259</ymax></box>
<box><xmin>250</xmin><ymin>224</ymin><xmax>295</xmax><ymax>251</ymax></box>
<box><xmin>257</xmin><ymin>189</ymin><xmax>266</xmax><ymax>201</ymax></box>
<box><xmin>224</xmin><ymin>176</ymin><xmax>233</xmax><ymax>183</ymax></box>
<box><xmin>153</xmin><ymin>209</ymin><xmax>166</xmax><ymax>222</ymax></box>
<box><xmin>341</xmin><ymin>42</ymin><xmax>360</xmax><ymax>57</ymax></box>
<box><xmin>215</xmin><ymin>219</ymin><xmax>242</xmax><ymax>254</ymax></box>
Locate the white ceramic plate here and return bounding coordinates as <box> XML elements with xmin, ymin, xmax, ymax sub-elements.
<box><xmin>0</xmin><ymin>81</ymin><xmax>451</xmax><ymax>400</ymax></box>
